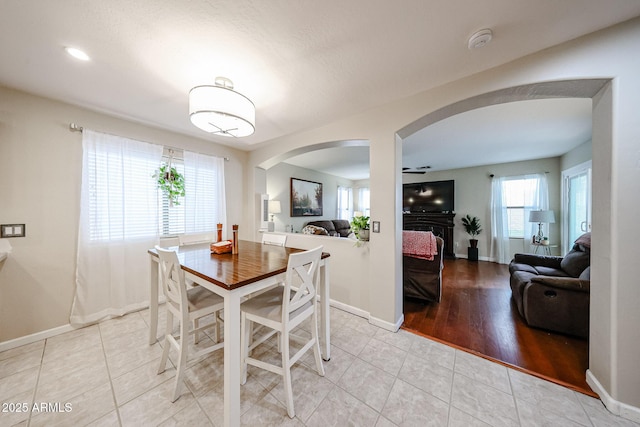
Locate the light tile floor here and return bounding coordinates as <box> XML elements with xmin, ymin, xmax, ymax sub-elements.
<box><xmin>1</xmin><ymin>306</ymin><xmax>638</xmax><ymax>427</ymax></box>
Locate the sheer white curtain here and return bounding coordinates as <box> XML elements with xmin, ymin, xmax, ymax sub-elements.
<box><xmin>71</xmin><ymin>130</ymin><xmax>163</xmax><ymax>326</ymax></box>
<box><xmin>358</xmin><ymin>187</ymin><xmax>371</xmax><ymax>216</ymax></box>
<box><xmin>490</xmin><ymin>176</ymin><xmax>510</xmax><ymax>264</ymax></box>
<box><xmin>336</xmin><ymin>186</ymin><xmax>353</xmax><ymax>220</ymax></box>
<box><xmin>183</xmin><ymin>151</ymin><xmax>227</xmax><ymax>236</ymax></box>
<box><xmin>490</xmin><ymin>173</ymin><xmax>549</xmax><ymax>264</ymax></box>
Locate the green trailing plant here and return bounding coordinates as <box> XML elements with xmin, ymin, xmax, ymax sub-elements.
<box><xmin>350</xmin><ymin>215</ymin><xmax>370</xmax><ymax>241</ymax></box>
<box><xmin>154</xmin><ymin>163</ymin><xmax>185</xmax><ymax>206</ymax></box>
<box><xmin>461</xmin><ymin>214</ymin><xmax>482</xmax><ymax>238</ymax></box>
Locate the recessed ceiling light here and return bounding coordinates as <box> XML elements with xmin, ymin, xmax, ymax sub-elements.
<box><xmin>65</xmin><ymin>47</ymin><xmax>90</xmax><ymax>61</ymax></box>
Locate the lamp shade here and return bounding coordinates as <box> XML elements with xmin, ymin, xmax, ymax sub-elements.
<box><xmin>268</xmin><ymin>200</ymin><xmax>281</xmax><ymax>214</ymax></box>
<box><xmin>189</xmin><ymin>79</ymin><xmax>255</xmax><ymax>137</ymax></box>
<box><xmin>529</xmin><ymin>210</ymin><xmax>555</xmax><ymax>223</ymax></box>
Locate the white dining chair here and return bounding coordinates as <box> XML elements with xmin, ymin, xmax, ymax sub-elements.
<box><xmin>261</xmin><ymin>233</ymin><xmax>287</xmax><ymax>247</ymax></box>
<box><xmin>155</xmin><ymin>246</ymin><xmax>224</xmax><ymax>402</ymax></box>
<box><xmin>240</xmin><ymin>245</ymin><xmax>325</xmax><ymax>418</ymax></box>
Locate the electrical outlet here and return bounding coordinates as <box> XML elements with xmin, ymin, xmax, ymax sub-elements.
<box><xmin>1</xmin><ymin>224</ymin><xmax>26</xmax><ymax>238</ymax></box>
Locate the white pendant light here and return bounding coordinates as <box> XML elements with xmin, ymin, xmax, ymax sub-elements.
<box><xmin>189</xmin><ymin>77</ymin><xmax>255</xmax><ymax>137</ymax></box>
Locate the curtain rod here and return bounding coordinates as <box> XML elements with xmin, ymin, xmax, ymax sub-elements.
<box><xmin>69</xmin><ymin>123</ymin><xmax>230</xmax><ymax>161</ymax></box>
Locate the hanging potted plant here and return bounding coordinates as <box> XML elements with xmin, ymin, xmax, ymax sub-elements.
<box><xmin>461</xmin><ymin>214</ymin><xmax>482</xmax><ymax>261</ymax></box>
<box><xmin>350</xmin><ymin>215</ymin><xmax>370</xmax><ymax>241</ymax></box>
<box><xmin>154</xmin><ymin>163</ymin><xmax>185</xmax><ymax>206</ymax></box>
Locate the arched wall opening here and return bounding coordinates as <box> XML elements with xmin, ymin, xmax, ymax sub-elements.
<box><xmin>394</xmin><ymin>77</ymin><xmax>612</xmax><ymax>400</ymax></box>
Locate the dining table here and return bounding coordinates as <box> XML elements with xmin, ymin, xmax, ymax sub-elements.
<box><xmin>148</xmin><ymin>240</ymin><xmax>330</xmax><ymax>427</ymax></box>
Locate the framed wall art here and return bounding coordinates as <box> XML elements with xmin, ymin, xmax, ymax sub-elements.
<box><xmin>290</xmin><ymin>178</ymin><xmax>323</xmax><ymax>217</ymax></box>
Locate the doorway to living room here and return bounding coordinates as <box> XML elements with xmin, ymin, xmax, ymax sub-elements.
<box><xmin>397</xmin><ymin>79</ymin><xmax>608</xmax><ymax>394</ymax></box>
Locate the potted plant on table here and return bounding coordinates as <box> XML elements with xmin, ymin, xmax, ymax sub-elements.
<box><xmin>461</xmin><ymin>214</ymin><xmax>482</xmax><ymax>261</ymax></box>
<box><xmin>350</xmin><ymin>214</ymin><xmax>370</xmax><ymax>242</ymax></box>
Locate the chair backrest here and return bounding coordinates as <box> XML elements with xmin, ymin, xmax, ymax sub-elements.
<box><xmin>261</xmin><ymin>233</ymin><xmax>287</xmax><ymax>247</ymax></box>
<box><xmin>155</xmin><ymin>246</ymin><xmax>188</xmax><ymax>316</ymax></box>
<box><xmin>179</xmin><ymin>232</ymin><xmax>215</xmax><ymax>246</ymax></box>
<box><xmin>282</xmin><ymin>246</ymin><xmax>322</xmax><ymax>318</ymax></box>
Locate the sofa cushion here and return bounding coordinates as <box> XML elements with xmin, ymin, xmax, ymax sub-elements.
<box><xmin>560</xmin><ymin>249</ymin><xmax>590</xmax><ymax>277</ymax></box>
<box><xmin>305</xmin><ymin>220</ymin><xmax>336</xmax><ymax>233</ymax></box>
<box><xmin>509</xmin><ymin>262</ymin><xmax>538</xmax><ymax>275</ymax></box>
<box><xmin>534</xmin><ymin>266</ymin><xmax>569</xmax><ymax>277</ymax></box>
<box><xmin>301</xmin><ymin>224</ymin><xmax>329</xmax><ymax>235</ymax></box>
<box><xmin>579</xmin><ymin>266</ymin><xmax>591</xmax><ymax>280</ymax></box>
<box><xmin>331</xmin><ymin>220</ymin><xmax>352</xmax><ymax>237</ymax></box>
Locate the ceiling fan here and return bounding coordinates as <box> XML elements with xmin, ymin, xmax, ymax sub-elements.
<box><xmin>402</xmin><ymin>166</ymin><xmax>431</xmax><ymax>174</ymax></box>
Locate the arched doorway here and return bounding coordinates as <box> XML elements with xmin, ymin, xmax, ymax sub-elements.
<box><xmin>395</xmin><ymin>79</ymin><xmax>610</xmax><ymax>393</ymax></box>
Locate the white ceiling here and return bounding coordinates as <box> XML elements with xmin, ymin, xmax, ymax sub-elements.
<box><xmin>1</xmin><ymin>1</ymin><xmax>638</xmax><ymax>155</ymax></box>
<box><xmin>285</xmin><ymin>98</ymin><xmax>593</xmax><ymax>180</ymax></box>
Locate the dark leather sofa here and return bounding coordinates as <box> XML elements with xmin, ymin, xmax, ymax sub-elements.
<box><xmin>304</xmin><ymin>219</ymin><xmax>352</xmax><ymax>237</ymax></box>
<box><xmin>509</xmin><ymin>233</ymin><xmax>591</xmax><ymax>338</ymax></box>
<box><xmin>403</xmin><ymin>236</ymin><xmax>444</xmax><ymax>303</ymax></box>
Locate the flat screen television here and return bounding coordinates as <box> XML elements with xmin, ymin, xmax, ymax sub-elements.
<box><xmin>403</xmin><ymin>180</ymin><xmax>454</xmax><ymax>213</ymax></box>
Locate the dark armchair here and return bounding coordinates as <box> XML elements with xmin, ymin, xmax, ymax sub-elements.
<box><xmin>509</xmin><ymin>233</ymin><xmax>591</xmax><ymax>338</ymax></box>
<box><xmin>403</xmin><ymin>236</ymin><xmax>444</xmax><ymax>303</ymax></box>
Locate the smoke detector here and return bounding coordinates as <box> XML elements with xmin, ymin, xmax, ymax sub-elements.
<box><xmin>468</xmin><ymin>29</ymin><xmax>493</xmax><ymax>49</ymax></box>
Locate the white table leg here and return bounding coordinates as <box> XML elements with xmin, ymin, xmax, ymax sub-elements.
<box><xmin>224</xmin><ymin>290</ymin><xmax>242</xmax><ymax>427</ymax></box>
<box><xmin>319</xmin><ymin>259</ymin><xmax>331</xmax><ymax>361</ymax></box>
<box><xmin>149</xmin><ymin>257</ymin><xmax>159</xmax><ymax>345</ymax></box>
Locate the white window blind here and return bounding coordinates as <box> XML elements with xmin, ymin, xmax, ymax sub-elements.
<box><xmin>86</xmin><ymin>133</ymin><xmax>163</xmax><ymax>241</ymax></box>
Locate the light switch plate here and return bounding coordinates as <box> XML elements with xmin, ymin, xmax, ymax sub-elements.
<box><xmin>1</xmin><ymin>224</ymin><xmax>26</xmax><ymax>238</ymax></box>
<box><xmin>372</xmin><ymin>221</ymin><xmax>380</xmax><ymax>233</ymax></box>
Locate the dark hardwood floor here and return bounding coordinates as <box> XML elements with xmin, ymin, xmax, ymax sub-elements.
<box><xmin>402</xmin><ymin>258</ymin><xmax>594</xmax><ymax>396</ymax></box>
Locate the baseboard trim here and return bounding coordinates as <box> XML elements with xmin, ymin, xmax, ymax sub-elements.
<box><xmin>0</xmin><ymin>324</ymin><xmax>75</xmax><ymax>352</ymax></box>
<box><xmin>329</xmin><ymin>299</ymin><xmax>369</xmax><ymax>319</ymax></box>
<box><xmin>454</xmin><ymin>253</ymin><xmax>493</xmax><ymax>262</ymax></box>
<box><xmin>586</xmin><ymin>369</ymin><xmax>640</xmax><ymax>423</ymax></box>
<box><xmin>329</xmin><ymin>299</ymin><xmax>403</xmax><ymax>332</ymax></box>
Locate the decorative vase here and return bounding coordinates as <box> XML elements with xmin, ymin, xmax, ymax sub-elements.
<box><xmin>470</xmin><ymin>239</ymin><xmax>478</xmax><ymax>248</ymax></box>
<box><xmin>359</xmin><ymin>229</ymin><xmax>370</xmax><ymax>241</ymax></box>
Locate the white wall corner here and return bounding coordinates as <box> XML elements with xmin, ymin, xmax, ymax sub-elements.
<box><xmin>586</xmin><ymin>369</ymin><xmax>640</xmax><ymax>423</ymax></box>
<box><xmin>369</xmin><ymin>313</ymin><xmax>404</xmax><ymax>332</ymax></box>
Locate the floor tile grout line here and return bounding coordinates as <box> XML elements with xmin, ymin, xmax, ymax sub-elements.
<box><xmin>24</xmin><ymin>339</ymin><xmax>46</xmax><ymax>427</ymax></box>
<box><xmin>98</xmin><ymin>323</ymin><xmax>124</xmax><ymax>427</ymax></box>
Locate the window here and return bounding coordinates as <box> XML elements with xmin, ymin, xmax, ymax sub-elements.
<box><xmin>336</xmin><ymin>186</ymin><xmax>353</xmax><ymax>220</ymax></box>
<box><xmin>490</xmin><ymin>173</ymin><xmax>548</xmax><ymax>264</ymax></box>
<box><xmin>86</xmin><ymin>136</ymin><xmax>163</xmax><ymax>242</ymax></box>
<box><xmin>358</xmin><ymin>187</ymin><xmax>370</xmax><ymax>217</ymax></box>
<box><xmin>502</xmin><ymin>177</ymin><xmax>544</xmax><ymax>238</ymax></box>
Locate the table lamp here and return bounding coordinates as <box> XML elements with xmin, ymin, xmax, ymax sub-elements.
<box><xmin>529</xmin><ymin>210</ymin><xmax>555</xmax><ymax>243</ymax></box>
<box><xmin>267</xmin><ymin>200</ymin><xmax>281</xmax><ymax>232</ymax></box>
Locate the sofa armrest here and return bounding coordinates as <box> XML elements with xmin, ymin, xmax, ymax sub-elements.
<box><xmin>530</xmin><ymin>275</ymin><xmax>590</xmax><ymax>293</ymax></box>
<box><xmin>512</xmin><ymin>253</ymin><xmax>563</xmax><ymax>269</ymax></box>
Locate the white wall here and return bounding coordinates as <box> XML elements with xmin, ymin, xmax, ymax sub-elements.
<box><xmin>280</xmin><ymin>232</ymin><xmax>371</xmax><ymax>315</ymax></box>
<box><xmin>248</xmin><ymin>18</ymin><xmax>640</xmax><ymax>416</ymax></box>
<box><xmin>0</xmin><ymin>86</ymin><xmax>246</xmax><ymax>343</ymax></box>
<box><xmin>266</xmin><ymin>162</ymin><xmax>354</xmax><ymax>233</ymax></box>
<box><xmin>561</xmin><ymin>139</ymin><xmax>592</xmax><ymax>171</ymax></box>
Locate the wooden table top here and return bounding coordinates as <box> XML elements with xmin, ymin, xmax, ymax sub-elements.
<box><xmin>149</xmin><ymin>240</ymin><xmax>329</xmax><ymax>290</ymax></box>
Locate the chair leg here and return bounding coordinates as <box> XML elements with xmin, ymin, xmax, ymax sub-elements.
<box><xmin>157</xmin><ymin>311</ymin><xmax>173</xmax><ymax>375</ymax></box>
<box><xmin>281</xmin><ymin>330</ymin><xmax>295</xmax><ymax>418</ymax></box>
<box><xmin>194</xmin><ymin>318</ymin><xmax>200</xmax><ymax>344</ymax></box>
<box><xmin>311</xmin><ymin>308</ymin><xmax>325</xmax><ymax>377</ymax></box>
<box><xmin>240</xmin><ymin>313</ymin><xmax>249</xmax><ymax>385</ymax></box>
<box><xmin>214</xmin><ymin>310</ymin><xmax>222</xmax><ymax>344</ymax></box>
<box><xmin>172</xmin><ymin>317</ymin><xmax>189</xmax><ymax>402</ymax></box>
